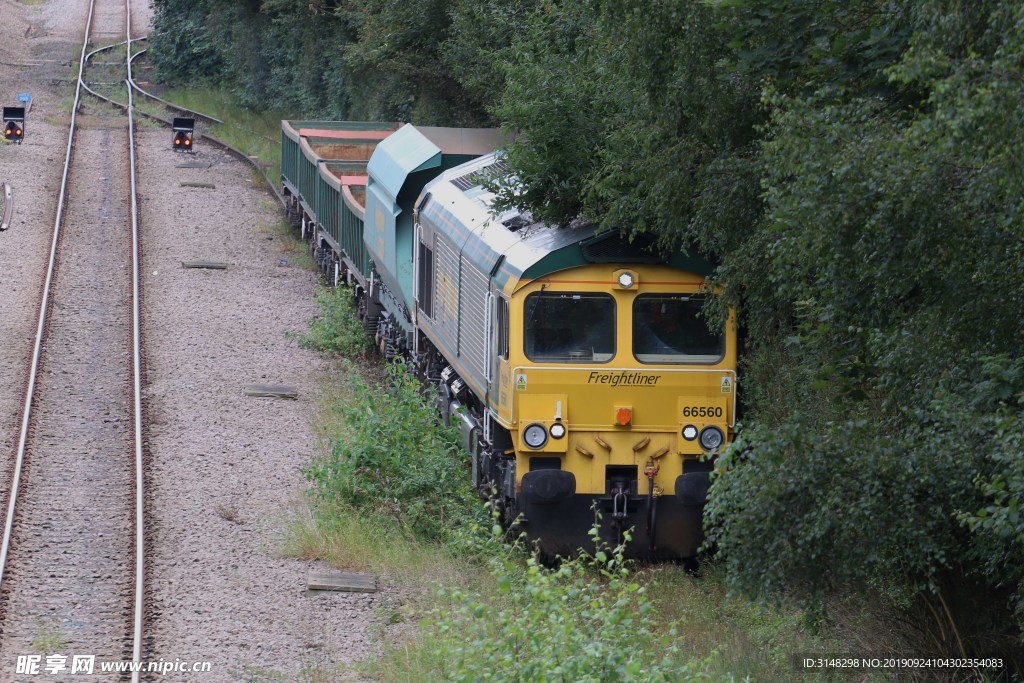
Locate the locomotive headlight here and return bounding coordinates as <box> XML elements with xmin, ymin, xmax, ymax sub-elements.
<box><xmin>549</xmin><ymin>423</ymin><xmax>566</xmax><ymax>439</ymax></box>
<box><xmin>523</xmin><ymin>423</ymin><xmax>548</xmax><ymax>449</ymax></box>
<box><xmin>681</xmin><ymin>424</ymin><xmax>698</xmax><ymax>441</ymax></box>
<box><xmin>617</xmin><ymin>271</ymin><xmax>635</xmax><ymax>288</ymax></box>
<box><xmin>699</xmin><ymin>426</ymin><xmax>724</xmax><ymax>451</ymax></box>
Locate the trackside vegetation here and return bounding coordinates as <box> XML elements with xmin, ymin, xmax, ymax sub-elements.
<box><xmin>151</xmin><ymin>0</ymin><xmax>1024</xmax><ymax>673</ymax></box>
<box><xmin>392</xmin><ymin>541</ymin><xmax>707</xmax><ymax>683</ymax></box>
<box><xmin>294</xmin><ymin>290</ymin><xmax>710</xmax><ymax>679</ymax></box>
<box><xmin>299</xmin><ymin>286</ymin><xmax>375</xmax><ymax>359</ymax></box>
<box><xmin>294</xmin><ymin>291</ymin><xmax>843</xmax><ymax>682</ymax></box>
<box><xmin>306</xmin><ymin>359</ymin><xmax>472</xmax><ymax>541</ymax></box>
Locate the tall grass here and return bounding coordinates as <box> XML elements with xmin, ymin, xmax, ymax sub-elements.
<box><xmin>298</xmin><ymin>286</ymin><xmax>374</xmax><ymax>358</ymax></box>
<box><xmin>159</xmin><ymin>86</ymin><xmax>286</xmax><ymax>189</ymax></box>
<box><xmin>377</xmin><ymin>534</ymin><xmax>711</xmax><ymax>683</ymax></box>
<box><xmin>305</xmin><ymin>360</ymin><xmax>473</xmax><ymax>542</ymax></box>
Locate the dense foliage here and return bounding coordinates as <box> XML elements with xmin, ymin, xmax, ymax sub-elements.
<box><xmin>148</xmin><ymin>0</ymin><xmax>504</xmax><ymax>122</ymax></box>
<box><xmin>152</xmin><ymin>0</ymin><xmax>1024</xmax><ymax>662</ymax></box>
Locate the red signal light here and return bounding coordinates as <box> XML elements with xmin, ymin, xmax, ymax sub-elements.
<box><xmin>172</xmin><ymin>130</ymin><xmax>193</xmax><ymax>152</ymax></box>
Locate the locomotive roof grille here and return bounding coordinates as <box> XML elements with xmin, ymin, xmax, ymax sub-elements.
<box><xmin>450</xmin><ymin>158</ymin><xmax>509</xmax><ymax>192</ymax></box>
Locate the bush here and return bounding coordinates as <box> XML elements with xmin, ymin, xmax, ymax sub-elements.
<box><xmin>299</xmin><ymin>286</ymin><xmax>374</xmax><ymax>358</ymax></box>
<box><xmin>306</xmin><ymin>361</ymin><xmax>473</xmax><ymax>541</ymax></box>
<box><xmin>706</xmin><ymin>355</ymin><xmax>1024</xmax><ymax>663</ymax></box>
<box><xmin>399</xmin><ymin>529</ymin><xmax>710</xmax><ymax>682</ymax></box>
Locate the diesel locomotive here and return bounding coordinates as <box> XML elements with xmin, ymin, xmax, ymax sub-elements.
<box><xmin>280</xmin><ymin>121</ymin><xmax>737</xmax><ymax>559</ymax></box>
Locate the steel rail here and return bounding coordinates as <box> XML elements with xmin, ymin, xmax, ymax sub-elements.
<box><xmin>125</xmin><ymin>47</ymin><xmax>223</xmax><ymax>125</ymax></box>
<box><xmin>0</xmin><ymin>0</ymin><xmax>98</xmax><ymax>598</ymax></box>
<box><xmin>81</xmin><ymin>42</ymin><xmax>285</xmax><ymax>208</ymax></box>
<box><xmin>125</xmin><ymin>5</ymin><xmax>145</xmax><ymax>680</ymax></box>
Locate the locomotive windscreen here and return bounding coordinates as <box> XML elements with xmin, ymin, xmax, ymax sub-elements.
<box><xmin>523</xmin><ymin>292</ymin><xmax>615</xmax><ymax>363</ymax></box>
<box><xmin>632</xmin><ymin>295</ymin><xmax>724</xmax><ymax>364</ymax></box>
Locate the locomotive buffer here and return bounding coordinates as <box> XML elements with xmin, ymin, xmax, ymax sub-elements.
<box><xmin>172</xmin><ymin>117</ymin><xmax>195</xmax><ymax>153</ymax></box>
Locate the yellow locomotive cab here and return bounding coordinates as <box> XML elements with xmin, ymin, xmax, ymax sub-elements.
<box><xmin>495</xmin><ymin>263</ymin><xmax>737</xmax><ymax>557</ymax></box>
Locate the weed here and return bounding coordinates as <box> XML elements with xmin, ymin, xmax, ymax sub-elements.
<box><xmin>31</xmin><ymin>623</ymin><xmax>66</xmax><ymax>653</ymax></box>
<box><xmin>375</xmin><ymin>527</ymin><xmax>710</xmax><ymax>682</ymax></box>
<box><xmin>297</xmin><ymin>288</ymin><xmax>374</xmax><ymax>359</ymax></box>
<box><xmin>215</xmin><ymin>503</ymin><xmax>243</xmax><ymax>524</ymax></box>
<box><xmin>305</xmin><ymin>361</ymin><xmax>472</xmax><ymax>541</ymax></box>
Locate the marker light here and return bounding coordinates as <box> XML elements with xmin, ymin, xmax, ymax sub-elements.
<box><xmin>699</xmin><ymin>426</ymin><xmax>724</xmax><ymax>451</ymax></box>
<box><xmin>681</xmin><ymin>425</ymin><xmax>698</xmax><ymax>441</ymax></box>
<box><xmin>523</xmin><ymin>423</ymin><xmax>548</xmax><ymax>449</ymax></box>
<box><xmin>615</xmin><ymin>407</ymin><xmax>632</xmax><ymax>426</ymax></box>
<box><xmin>550</xmin><ymin>423</ymin><xmax>566</xmax><ymax>439</ymax></box>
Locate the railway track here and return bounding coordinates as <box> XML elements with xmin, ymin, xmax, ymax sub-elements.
<box><xmin>82</xmin><ymin>40</ymin><xmax>286</xmax><ymax>206</ymax></box>
<box><xmin>0</xmin><ymin>0</ymin><xmax>147</xmax><ymax>679</ymax></box>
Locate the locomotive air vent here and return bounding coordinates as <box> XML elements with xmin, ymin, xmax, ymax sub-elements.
<box><xmin>501</xmin><ymin>215</ymin><xmax>529</xmax><ymax>232</ymax></box>
<box><xmin>450</xmin><ymin>159</ymin><xmax>510</xmax><ymax>192</ymax></box>
<box><xmin>581</xmin><ymin>231</ymin><xmax>665</xmax><ymax>264</ymax></box>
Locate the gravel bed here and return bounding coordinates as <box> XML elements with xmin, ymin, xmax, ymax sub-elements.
<box><xmin>137</xmin><ymin>133</ymin><xmax>379</xmax><ymax>681</ymax></box>
<box><xmin>0</xmin><ymin>0</ymin><xmax>88</xmax><ymax>545</ymax></box>
<box><xmin>0</xmin><ymin>1</ymin><xmax>381</xmax><ymax>680</ymax></box>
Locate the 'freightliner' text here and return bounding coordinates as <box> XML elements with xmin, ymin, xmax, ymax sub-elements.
<box><xmin>587</xmin><ymin>371</ymin><xmax>662</xmax><ymax>387</ymax></box>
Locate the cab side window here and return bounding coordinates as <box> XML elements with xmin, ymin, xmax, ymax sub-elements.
<box><xmin>418</xmin><ymin>242</ymin><xmax>434</xmax><ymax>318</ymax></box>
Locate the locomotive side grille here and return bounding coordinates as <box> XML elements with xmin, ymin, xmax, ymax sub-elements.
<box><xmin>458</xmin><ymin>259</ymin><xmax>489</xmax><ymax>378</ymax></box>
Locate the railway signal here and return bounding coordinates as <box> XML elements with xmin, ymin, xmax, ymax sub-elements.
<box><xmin>3</xmin><ymin>107</ymin><xmax>25</xmax><ymax>144</ymax></box>
<box><xmin>172</xmin><ymin>117</ymin><xmax>195</xmax><ymax>153</ymax></box>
